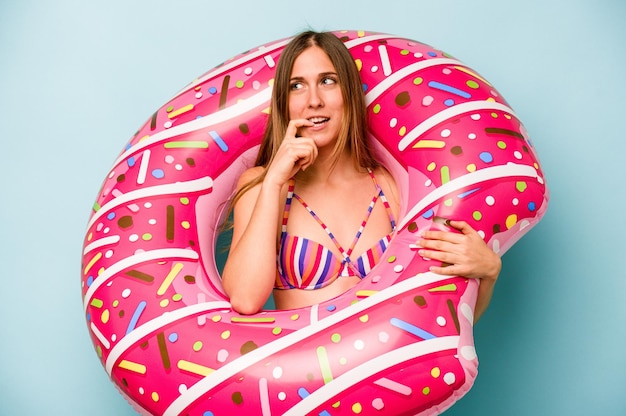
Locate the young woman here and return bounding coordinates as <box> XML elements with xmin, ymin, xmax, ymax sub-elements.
<box><xmin>222</xmin><ymin>31</ymin><xmax>501</xmax><ymax>318</ymax></box>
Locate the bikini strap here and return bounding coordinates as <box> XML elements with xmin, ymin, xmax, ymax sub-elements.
<box><xmin>281</xmin><ymin>178</ymin><xmax>296</xmax><ymax>234</ymax></box>
<box><xmin>367</xmin><ymin>168</ymin><xmax>397</xmax><ymax>232</ymax></box>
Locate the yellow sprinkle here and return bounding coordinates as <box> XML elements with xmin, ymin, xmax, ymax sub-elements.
<box><xmin>356</xmin><ymin>290</ymin><xmax>377</xmax><ymax>298</ymax></box>
<box><xmin>359</xmin><ymin>314</ymin><xmax>369</xmax><ymax>323</ymax></box>
<box><xmin>428</xmin><ymin>283</ymin><xmax>457</xmax><ymax>292</ymax></box>
<box><xmin>231</xmin><ymin>316</ymin><xmax>276</xmax><ymax>323</ymax></box>
<box><xmin>160</xmin><ymin>299</ymin><xmax>169</xmax><ymax>308</ymax></box>
<box><xmin>398</xmin><ymin>126</ymin><xmax>407</xmax><ymax>136</ymax></box>
<box><xmin>413</xmin><ymin>140</ymin><xmax>445</xmax><ymax>149</ymax></box>
<box><xmin>290</xmin><ymin>314</ymin><xmax>300</xmax><ymax>321</ymax></box>
<box><xmin>466</xmin><ymin>163</ymin><xmax>477</xmax><ymax>172</ymax></box>
<box><xmin>211</xmin><ymin>315</ymin><xmax>222</xmax><ymax>322</ymax></box>
<box><xmin>357</xmin><ymin>30</ymin><xmax>365</xmax><ymax>37</ymax></box>
<box><xmin>431</xmin><ymin>367</ymin><xmax>441</xmax><ymax>378</ymax></box>
<box><xmin>101</xmin><ymin>309</ymin><xmax>110</xmax><ymax>324</ymax></box>
<box><xmin>119</xmin><ymin>360</ymin><xmax>146</xmax><ymax>374</ymax></box>
<box><xmin>177</xmin><ymin>359</ymin><xmax>214</xmax><ymax>376</ymax></box>
<box><xmin>151</xmin><ymin>392</ymin><xmax>159</xmax><ymax>402</ymax></box>
<box><xmin>352</xmin><ymin>402</ymin><xmax>363</xmax><ymax>413</ymax></box>
<box><xmin>427</xmin><ymin>162</ymin><xmax>436</xmax><ymax>171</ymax></box>
<box><xmin>139</xmin><ymin>135</ymin><xmax>150</xmax><ymax>142</ymax></box>
<box><xmin>221</xmin><ymin>330</ymin><xmax>231</xmax><ymax>339</ymax></box>
<box><xmin>157</xmin><ymin>262</ymin><xmax>184</xmax><ymax>296</ymax></box>
<box><xmin>181</xmin><ymin>221</ymin><xmax>190</xmax><ymax>229</ymax></box>
<box><xmin>83</xmin><ymin>252</ymin><xmax>102</xmax><ymax>275</ymax></box>
<box><xmin>168</xmin><ymin>104</ymin><xmax>194</xmax><ymax>119</ymax></box>
<box><xmin>355</xmin><ymin>58</ymin><xmax>363</xmax><ymax>71</ymax></box>
<box><xmin>506</xmin><ymin>214</ymin><xmax>518</xmax><ymax>230</ymax></box>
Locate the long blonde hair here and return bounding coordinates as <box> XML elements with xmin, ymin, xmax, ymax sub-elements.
<box><xmin>230</xmin><ymin>31</ymin><xmax>378</xmax><ymax>210</ymax></box>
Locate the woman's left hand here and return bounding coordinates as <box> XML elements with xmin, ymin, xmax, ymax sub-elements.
<box><xmin>417</xmin><ymin>220</ymin><xmax>501</xmax><ymax>282</ymax></box>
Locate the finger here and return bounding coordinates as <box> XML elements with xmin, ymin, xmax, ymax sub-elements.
<box><xmin>286</xmin><ymin>119</ymin><xmax>314</xmax><ymax>139</ymax></box>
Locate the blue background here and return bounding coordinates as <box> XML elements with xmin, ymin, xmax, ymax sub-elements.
<box><xmin>1</xmin><ymin>0</ymin><xmax>624</xmax><ymax>414</ymax></box>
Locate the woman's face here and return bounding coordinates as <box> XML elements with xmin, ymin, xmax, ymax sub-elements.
<box><xmin>288</xmin><ymin>45</ymin><xmax>344</xmax><ymax>149</ymax></box>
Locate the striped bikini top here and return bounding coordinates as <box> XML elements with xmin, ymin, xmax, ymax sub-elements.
<box><xmin>275</xmin><ymin>169</ymin><xmax>396</xmax><ymax>290</ymax></box>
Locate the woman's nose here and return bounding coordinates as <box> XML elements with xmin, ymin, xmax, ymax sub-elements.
<box><xmin>307</xmin><ymin>87</ymin><xmax>323</xmax><ymax>108</ymax></box>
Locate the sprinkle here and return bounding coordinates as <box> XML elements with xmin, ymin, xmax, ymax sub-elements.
<box><xmin>83</xmin><ymin>252</ymin><xmax>102</xmax><ymax>275</ymax></box>
<box><xmin>164</xmin><ymin>141</ymin><xmax>209</xmax><ymax>149</ymax></box>
<box><xmin>177</xmin><ymin>359</ymin><xmax>214</xmax><ymax>376</ymax></box>
<box><xmin>485</xmin><ymin>127</ymin><xmax>524</xmax><ymax>140</ymax></box>
<box><xmin>378</xmin><ymin>45</ymin><xmax>392</xmax><ymax>76</ymax></box>
<box><xmin>126</xmin><ymin>301</ymin><xmax>147</xmax><ymax>335</ymax></box>
<box><xmin>259</xmin><ymin>378</ymin><xmax>271</xmax><ymax>415</ymax></box>
<box><xmin>157</xmin><ymin>332</ymin><xmax>171</xmax><ymax>370</ymax></box>
<box><xmin>90</xmin><ymin>322</ymin><xmax>110</xmax><ymax>349</ymax></box>
<box><xmin>373</xmin><ymin>377</ymin><xmax>412</xmax><ymax>396</ymax></box>
<box><xmin>137</xmin><ymin>149</ymin><xmax>151</xmax><ymax>185</ymax></box>
<box><xmin>119</xmin><ymin>360</ymin><xmax>146</xmax><ymax>374</ymax></box>
<box><xmin>447</xmin><ymin>299</ymin><xmax>461</xmax><ymax>333</ymax></box>
<box><xmin>157</xmin><ymin>263</ymin><xmax>184</xmax><ymax>296</ymax></box>
<box><xmin>413</xmin><ymin>140</ymin><xmax>445</xmax><ymax>149</ymax></box>
<box><xmin>167</xmin><ymin>104</ymin><xmax>194</xmax><ymax>119</ymax></box>
<box><xmin>390</xmin><ymin>317</ymin><xmax>436</xmax><ymax>339</ymax></box>
<box><xmin>428</xmin><ymin>283</ymin><xmax>457</xmax><ymax>292</ymax></box>
<box><xmin>230</xmin><ymin>316</ymin><xmax>276</xmax><ymax>323</ymax></box>
<box><xmin>316</xmin><ymin>346</ymin><xmax>333</xmax><ymax>384</ymax></box>
<box><xmin>208</xmin><ymin>130</ymin><xmax>229</xmax><ymax>152</ymax></box>
<box><xmin>356</xmin><ymin>290</ymin><xmax>377</xmax><ymax>298</ymax></box>
<box><xmin>125</xmin><ymin>270</ymin><xmax>155</xmax><ymax>283</ymax></box>
<box><xmin>166</xmin><ymin>205</ymin><xmax>175</xmax><ymax>242</ymax></box>
<box><xmin>219</xmin><ymin>75</ymin><xmax>230</xmax><ymax>109</ymax></box>
<box><xmin>428</xmin><ymin>81</ymin><xmax>471</xmax><ymax>98</ymax></box>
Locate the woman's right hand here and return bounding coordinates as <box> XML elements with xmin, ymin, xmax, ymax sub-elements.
<box><xmin>264</xmin><ymin>119</ymin><xmax>318</xmax><ymax>187</ymax></box>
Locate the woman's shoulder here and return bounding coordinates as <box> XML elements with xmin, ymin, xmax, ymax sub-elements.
<box><xmin>237</xmin><ymin>166</ymin><xmax>264</xmax><ymax>188</ymax></box>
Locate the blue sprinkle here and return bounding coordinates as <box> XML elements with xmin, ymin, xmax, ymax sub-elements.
<box><xmin>209</xmin><ymin>130</ymin><xmax>229</xmax><ymax>152</ymax></box>
<box><xmin>298</xmin><ymin>387</ymin><xmax>310</xmax><ymax>399</ymax></box>
<box><xmin>444</xmin><ymin>98</ymin><xmax>455</xmax><ymax>106</ymax></box>
<box><xmin>168</xmin><ymin>333</ymin><xmax>179</xmax><ymax>343</ymax></box>
<box><xmin>127</xmin><ymin>156</ymin><xmax>136</xmax><ymax>167</ymax></box>
<box><xmin>458</xmin><ymin>188</ymin><xmax>480</xmax><ymax>199</ymax></box>
<box><xmin>87</xmin><ymin>276</ymin><xmax>94</xmax><ymax>286</ymax></box>
<box><xmin>126</xmin><ymin>301</ymin><xmax>147</xmax><ymax>335</ymax></box>
<box><xmin>422</xmin><ymin>208</ymin><xmax>434</xmax><ymax>219</ymax></box>
<box><xmin>427</xmin><ymin>51</ymin><xmax>437</xmax><ymax>57</ymax></box>
<box><xmin>390</xmin><ymin>317</ymin><xmax>436</xmax><ymax>340</ymax></box>
<box><xmin>319</xmin><ymin>411</ymin><xmax>332</xmax><ymax>416</ymax></box>
<box><xmin>326</xmin><ymin>305</ymin><xmax>336</xmax><ymax>312</ymax></box>
<box><xmin>195</xmin><ymin>115</ymin><xmax>203</xmax><ymax>119</ymax></box>
<box><xmin>479</xmin><ymin>152</ymin><xmax>494</xmax><ymax>163</ymax></box>
<box><xmin>125</xmin><ymin>143</ymin><xmax>132</xmax><ymax>150</ymax></box>
<box><xmin>107</xmin><ymin>212</ymin><xmax>116</xmax><ymax>220</ymax></box>
<box><xmin>362</xmin><ymin>83</ymin><xmax>368</xmax><ymax>92</ymax></box>
<box><xmin>428</xmin><ymin>81</ymin><xmax>471</xmax><ymax>99</ymax></box>
<box><xmin>528</xmin><ymin>201</ymin><xmax>536</xmax><ymax>211</ymax></box>
<box><xmin>203</xmin><ymin>412</ymin><xmax>214</xmax><ymax>416</ymax></box>
<box><xmin>151</xmin><ymin>168</ymin><xmax>165</xmax><ymax>179</ymax></box>
<box><xmin>208</xmin><ymin>86</ymin><xmax>217</xmax><ymax>94</ymax></box>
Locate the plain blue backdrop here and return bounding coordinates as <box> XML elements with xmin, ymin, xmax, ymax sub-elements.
<box><xmin>1</xmin><ymin>0</ymin><xmax>625</xmax><ymax>414</ymax></box>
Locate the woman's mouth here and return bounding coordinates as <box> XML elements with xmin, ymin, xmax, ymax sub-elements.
<box><xmin>308</xmin><ymin>117</ymin><xmax>330</xmax><ymax>126</ymax></box>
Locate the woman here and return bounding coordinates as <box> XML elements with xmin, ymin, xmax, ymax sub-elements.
<box><xmin>222</xmin><ymin>31</ymin><xmax>501</xmax><ymax>319</ymax></box>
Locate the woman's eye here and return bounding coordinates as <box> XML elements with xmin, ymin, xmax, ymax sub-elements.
<box><xmin>322</xmin><ymin>77</ymin><xmax>337</xmax><ymax>86</ymax></box>
<box><xmin>290</xmin><ymin>82</ymin><xmax>303</xmax><ymax>90</ymax></box>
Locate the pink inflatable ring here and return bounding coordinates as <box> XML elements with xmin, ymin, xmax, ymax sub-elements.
<box><xmin>81</xmin><ymin>30</ymin><xmax>548</xmax><ymax>415</ymax></box>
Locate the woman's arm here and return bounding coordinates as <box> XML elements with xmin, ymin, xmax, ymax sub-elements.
<box><xmin>221</xmin><ymin>168</ymin><xmax>283</xmax><ymax>315</ymax></box>
<box><xmin>416</xmin><ymin>220</ymin><xmax>502</xmax><ymax>322</ymax></box>
<box><xmin>222</xmin><ymin>120</ymin><xmax>318</xmax><ymax>314</ymax></box>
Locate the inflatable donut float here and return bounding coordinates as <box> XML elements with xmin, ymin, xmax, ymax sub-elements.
<box><xmin>81</xmin><ymin>30</ymin><xmax>548</xmax><ymax>415</ymax></box>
